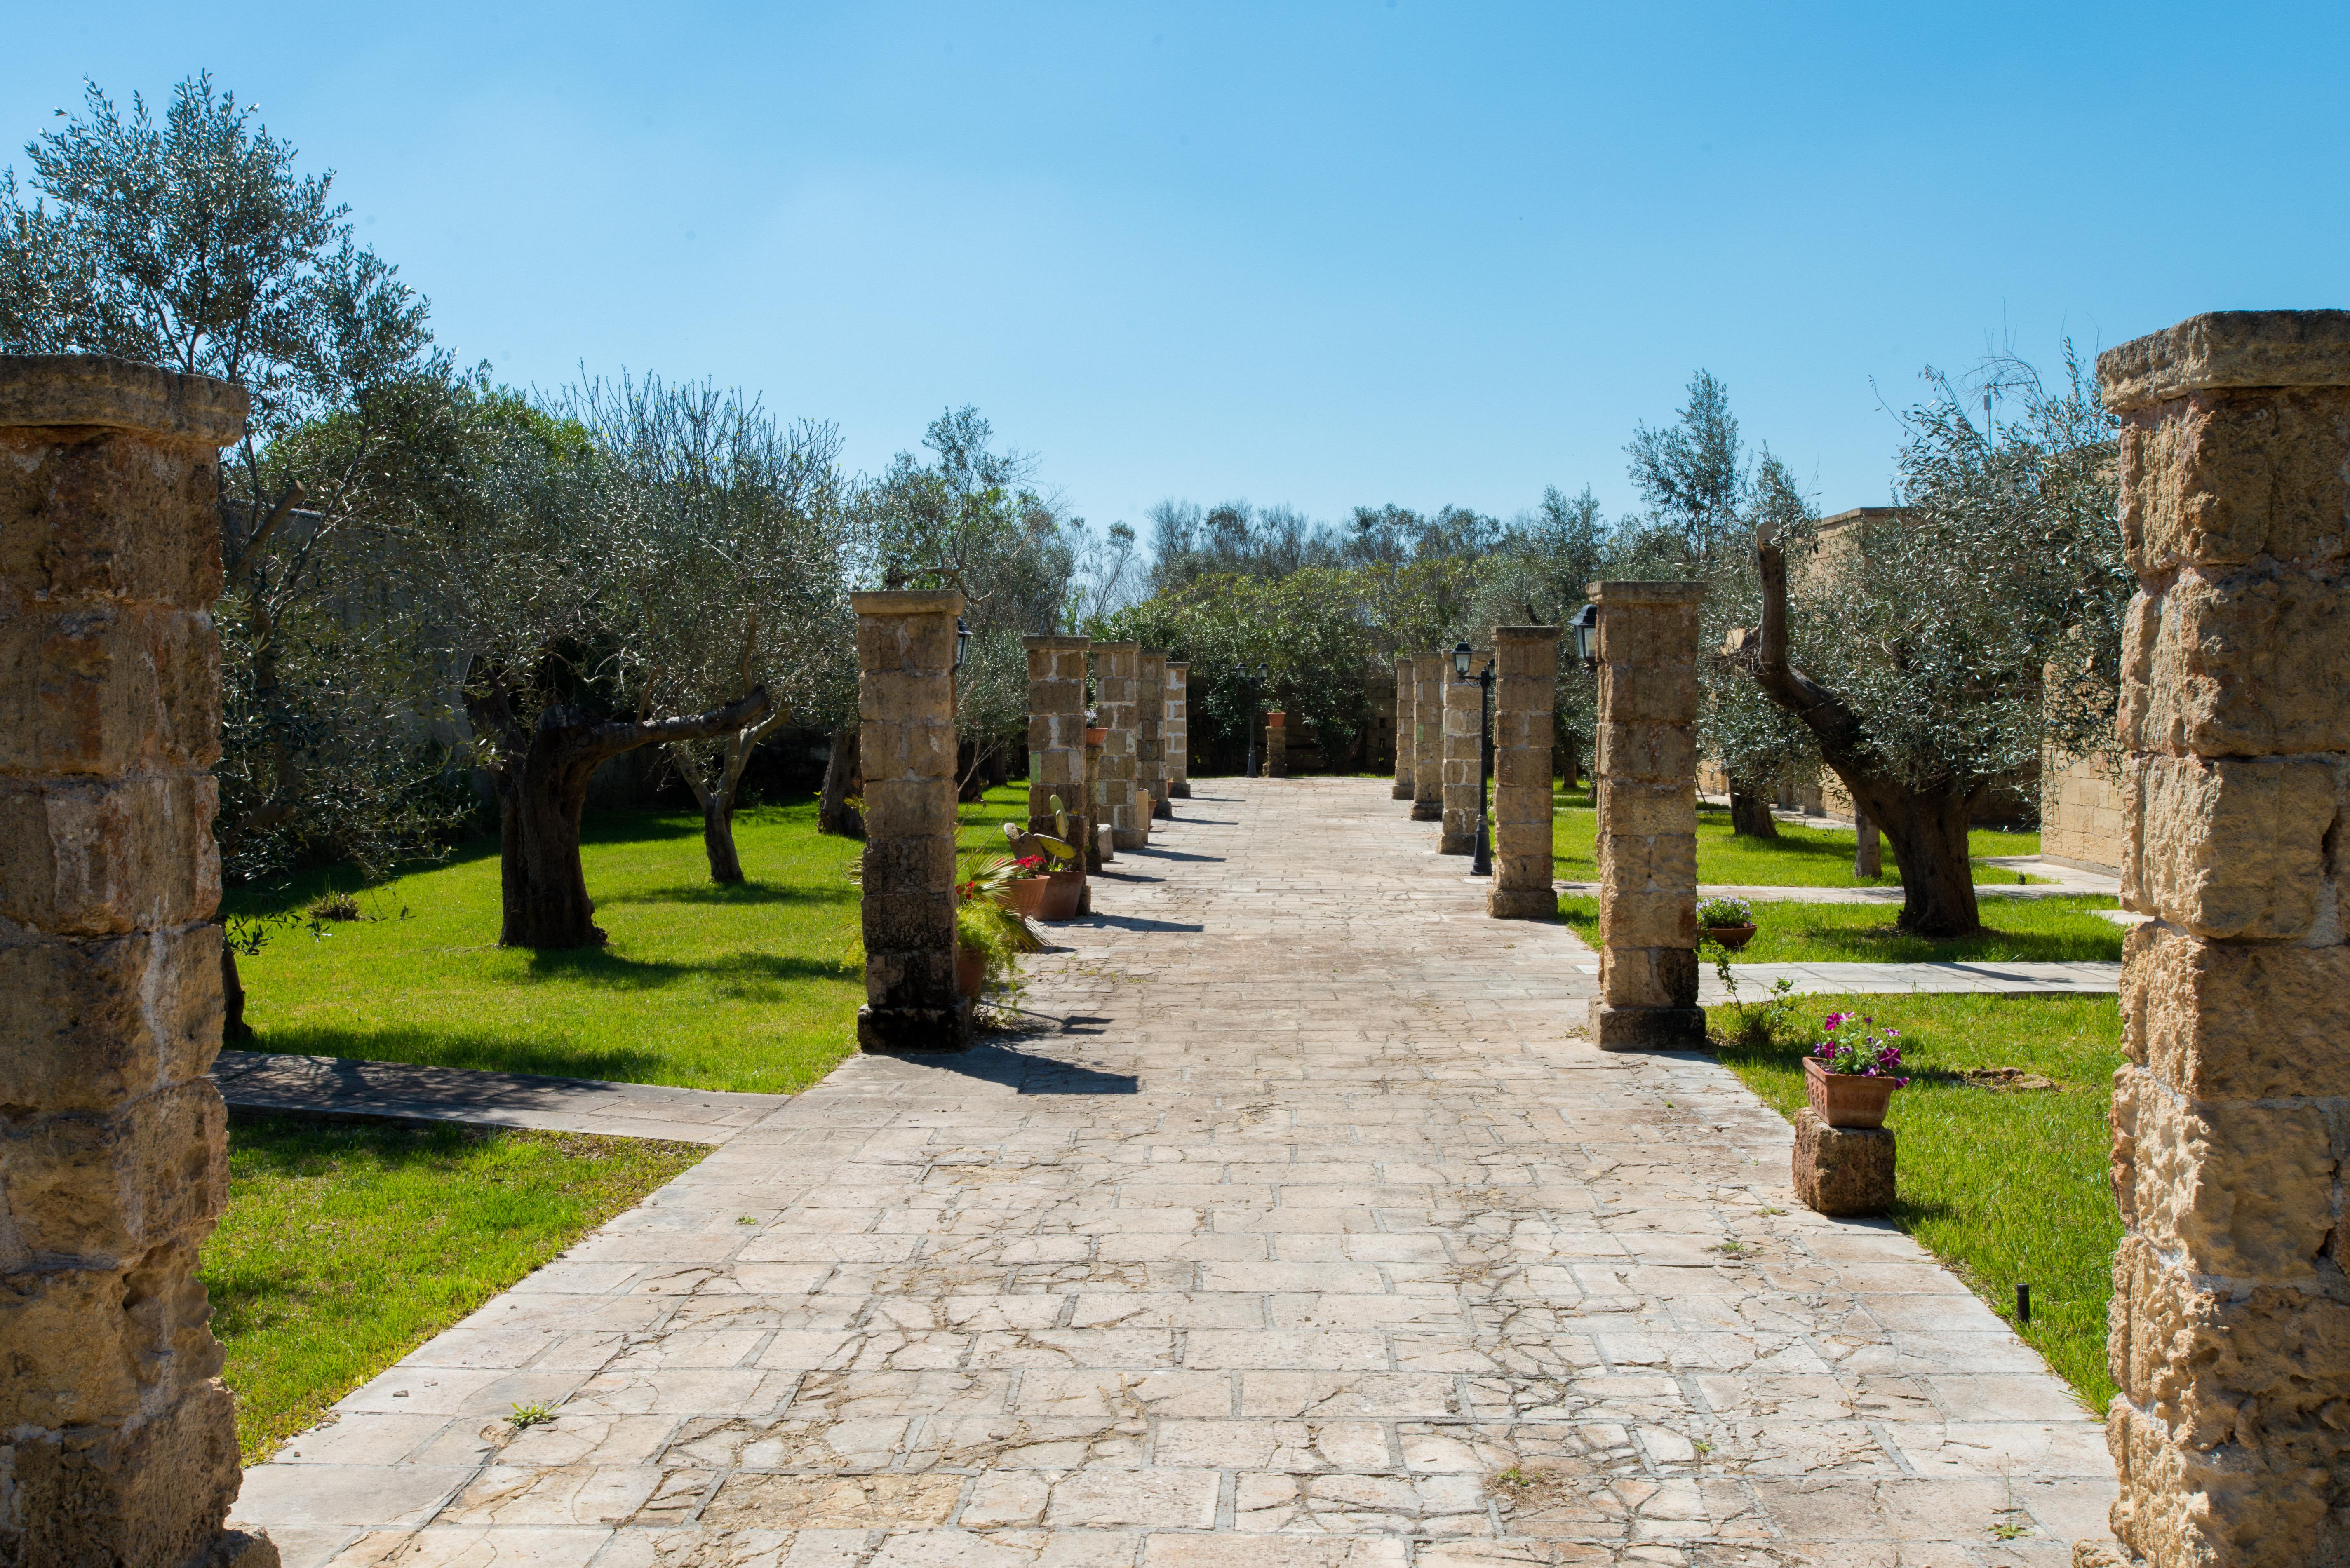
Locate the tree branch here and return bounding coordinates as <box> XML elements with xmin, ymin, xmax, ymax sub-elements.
<box><xmin>1753</xmin><ymin>523</ymin><xmax>1866</xmax><ymax>760</ymax></box>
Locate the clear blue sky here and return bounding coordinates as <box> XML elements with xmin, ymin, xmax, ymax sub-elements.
<box><xmin>7</xmin><ymin>3</ymin><xmax>2343</xmax><ymax>533</ymax></box>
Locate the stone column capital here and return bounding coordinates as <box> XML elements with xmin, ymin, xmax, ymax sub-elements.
<box><xmin>1020</xmin><ymin>633</ymin><xmax>1092</xmax><ymax>651</ymax></box>
<box><xmin>849</xmin><ymin>589</ymin><xmax>965</xmax><ymax>617</ymax></box>
<box><xmin>0</xmin><ymin>352</ymin><xmax>248</xmax><ymax>441</ymax></box>
<box><xmin>2098</xmin><ymin>307</ymin><xmax>2350</xmax><ymax>410</ymax></box>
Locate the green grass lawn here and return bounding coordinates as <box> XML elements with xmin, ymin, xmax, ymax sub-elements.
<box><xmin>230</xmin><ymin>785</ymin><xmax>1036</xmax><ymax>1092</ymax></box>
<box><xmin>1549</xmin><ymin>785</ymin><xmax>2046</xmax><ymax>887</ymax></box>
<box><xmin>208</xmin><ymin>1115</ymin><xmax>704</xmax><ymax>1461</ymax></box>
<box><xmin>1556</xmin><ymin>894</ymin><xmax>2125</xmax><ymax>964</ymax></box>
<box><xmin>1708</xmin><ymin>993</ymin><xmax>2123</xmax><ymax>1410</ymax></box>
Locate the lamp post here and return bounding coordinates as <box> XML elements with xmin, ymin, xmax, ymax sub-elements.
<box><xmin>956</xmin><ymin>615</ymin><xmax>973</xmax><ymax>669</ymax></box>
<box><xmin>1570</xmin><ymin>603</ymin><xmax>1599</xmax><ymax>669</ymax></box>
<box><xmin>1234</xmin><ymin>661</ymin><xmax>1268</xmax><ymax>777</ymax></box>
<box><xmin>1452</xmin><ymin>640</ymin><xmax>1496</xmax><ymax>877</ymax></box>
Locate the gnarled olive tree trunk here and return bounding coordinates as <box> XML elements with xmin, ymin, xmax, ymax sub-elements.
<box><xmin>1727</xmin><ymin>784</ymin><xmax>1779</xmax><ymax>838</ymax></box>
<box><xmin>817</xmin><ymin>727</ymin><xmax>864</xmax><ymax>839</ymax></box>
<box><xmin>1751</xmin><ymin>529</ymin><xmax>1981</xmax><ymax>938</ymax></box>
<box><xmin>671</xmin><ymin>703</ymin><xmax>790</xmax><ymax>885</ymax></box>
<box><xmin>468</xmin><ymin>678</ymin><xmax>771</xmax><ymax>948</ymax></box>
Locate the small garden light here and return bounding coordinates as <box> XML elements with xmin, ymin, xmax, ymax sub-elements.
<box><xmin>954</xmin><ymin>616</ymin><xmax>972</xmax><ymax>669</ymax></box>
<box><xmin>1571</xmin><ymin>604</ymin><xmax>1599</xmax><ymax>668</ymax></box>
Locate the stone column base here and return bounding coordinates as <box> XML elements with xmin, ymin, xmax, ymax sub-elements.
<box><xmin>858</xmin><ymin>1002</ymin><xmax>972</xmax><ymax>1052</ymax></box>
<box><xmin>1488</xmin><ymin>887</ymin><xmax>1557</xmax><ymax>920</ymax></box>
<box><xmin>1168</xmin><ymin>781</ymin><xmax>1191</xmax><ymax>798</ymax></box>
<box><xmin>2070</xmin><ymin>1541</ymin><xmax>2137</xmax><ymax>1568</ymax></box>
<box><xmin>209</xmin><ymin>1530</ymin><xmax>283</xmax><ymax>1568</ymax></box>
<box><xmin>1154</xmin><ymin>794</ymin><xmax>1173</xmax><ymax>820</ymax></box>
<box><xmin>1792</xmin><ymin>1108</ymin><xmax>1895</xmax><ymax>1216</ymax></box>
<box><xmin>1587</xmin><ymin>1002</ymin><xmax>1706</xmax><ymax>1051</ymax></box>
<box><xmin>1439</xmin><ymin>830</ymin><xmax>1475</xmax><ymax>856</ymax></box>
<box><xmin>1097</xmin><ymin>825</ymin><xmax>1117</xmax><ymax>863</ymax></box>
<box><xmin>1112</xmin><ymin>828</ymin><xmax>1147</xmax><ymax>850</ymax></box>
<box><xmin>1410</xmin><ymin>800</ymin><xmax>1443</xmax><ymax>822</ymax></box>
<box><xmin>1391</xmin><ymin>781</ymin><xmax>1412</xmax><ymax>799</ymax></box>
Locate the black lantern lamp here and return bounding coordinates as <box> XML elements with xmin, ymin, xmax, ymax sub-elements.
<box><xmin>954</xmin><ymin>616</ymin><xmax>972</xmax><ymax>669</ymax></box>
<box><xmin>1451</xmin><ymin>640</ymin><xmax>1473</xmax><ymax>679</ymax></box>
<box><xmin>1570</xmin><ymin>604</ymin><xmax>1599</xmax><ymax>669</ymax></box>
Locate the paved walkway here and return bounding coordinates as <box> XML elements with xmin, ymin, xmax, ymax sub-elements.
<box><xmin>233</xmin><ymin>777</ymin><xmax>2114</xmax><ymax>1566</ymax></box>
<box><xmin>214</xmin><ymin>1051</ymin><xmax>797</xmax><ymax>1145</ymax></box>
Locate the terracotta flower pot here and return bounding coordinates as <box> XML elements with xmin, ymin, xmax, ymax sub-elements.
<box><xmin>1006</xmin><ymin>877</ymin><xmax>1050</xmax><ymax>919</ymax></box>
<box><xmin>1086</xmin><ymin>727</ymin><xmax>1110</xmax><ymax>746</ymax></box>
<box><xmin>1703</xmin><ymin>922</ymin><xmax>1758</xmax><ymax>951</ymax></box>
<box><xmin>955</xmin><ymin>943</ymin><xmax>985</xmax><ymax>1000</ymax></box>
<box><xmin>1805</xmin><ymin>1056</ymin><xmax>1898</xmax><ymax>1129</ymax></box>
<box><xmin>1036</xmin><ymin>869</ymin><xmax>1084</xmax><ymax>920</ymax></box>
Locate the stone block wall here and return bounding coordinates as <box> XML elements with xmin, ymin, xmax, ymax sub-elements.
<box><xmin>2087</xmin><ymin>311</ymin><xmax>2350</xmax><ymax>1568</ymax></box>
<box><xmin>1264</xmin><ymin>712</ymin><xmax>1288</xmax><ymax>778</ymax></box>
<box><xmin>2044</xmin><ymin>744</ymin><xmax>2126</xmax><ymax>873</ymax></box>
<box><xmin>1410</xmin><ymin>655</ymin><xmax>1444</xmax><ymax>822</ymax></box>
<box><xmin>0</xmin><ymin>355</ymin><xmax>276</xmax><ymax>1568</ymax></box>
<box><xmin>1440</xmin><ymin>649</ymin><xmax>1488</xmax><ymax>855</ymax></box>
<box><xmin>1586</xmin><ymin>581</ymin><xmax>1706</xmax><ymax>1052</ymax></box>
<box><xmin>1490</xmin><ymin>627</ymin><xmax>1559</xmax><ymax>919</ymax></box>
<box><xmin>854</xmin><ymin>590</ymin><xmax>968</xmax><ymax>1052</ymax></box>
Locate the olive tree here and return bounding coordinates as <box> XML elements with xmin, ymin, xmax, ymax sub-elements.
<box><xmin>1743</xmin><ymin>350</ymin><xmax>2124</xmax><ymax>936</ymax></box>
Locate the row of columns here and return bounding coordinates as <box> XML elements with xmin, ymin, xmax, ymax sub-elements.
<box><xmin>1392</xmin><ymin>632</ymin><xmax>1562</xmax><ymax>922</ymax></box>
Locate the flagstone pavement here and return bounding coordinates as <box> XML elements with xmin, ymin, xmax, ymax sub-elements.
<box><xmin>232</xmin><ymin>775</ymin><xmax>2116</xmax><ymax>1568</ymax></box>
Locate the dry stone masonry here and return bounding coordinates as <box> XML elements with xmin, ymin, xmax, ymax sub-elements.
<box><xmin>1137</xmin><ymin>646</ymin><xmax>1168</xmax><ymax>820</ymax></box>
<box><xmin>1440</xmin><ymin>648</ymin><xmax>1489</xmax><ymax>855</ymax></box>
<box><xmin>1023</xmin><ymin>634</ymin><xmax>1090</xmax><ymax>908</ymax></box>
<box><xmin>1391</xmin><ymin>655</ymin><xmax>1415</xmax><ymax>800</ymax></box>
<box><xmin>1263</xmin><ymin>711</ymin><xmax>1288</xmax><ymax>778</ymax></box>
<box><xmin>1586</xmin><ymin>581</ymin><xmax>1707</xmax><ymax>1051</ymax></box>
<box><xmin>1410</xmin><ymin>653</ymin><xmax>1445</xmax><ymax>822</ymax></box>
<box><xmin>0</xmin><ymin>355</ymin><xmax>276</xmax><ymax>1568</ymax></box>
<box><xmin>1164</xmin><ymin>660</ymin><xmax>1190</xmax><ymax>798</ymax></box>
<box><xmin>2085</xmin><ymin>310</ymin><xmax>2350</xmax><ymax>1568</ymax></box>
<box><xmin>1489</xmin><ymin>626</ymin><xmax>1560</xmax><ymax>919</ymax></box>
<box><xmin>1092</xmin><ymin>642</ymin><xmax>1144</xmax><ymax>850</ymax></box>
<box><xmin>853</xmin><ymin>590</ymin><xmax>968</xmax><ymax>1052</ymax></box>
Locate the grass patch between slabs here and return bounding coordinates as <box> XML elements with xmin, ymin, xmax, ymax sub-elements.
<box><xmin>1556</xmin><ymin>894</ymin><xmax>2124</xmax><ymax>965</ymax></box>
<box><xmin>207</xmin><ymin>1114</ymin><xmax>704</xmax><ymax>1462</ymax></box>
<box><xmin>1705</xmin><ymin>993</ymin><xmax>2123</xmax><ymax>1410</ymax></box>
<box><xmin>1550</xmin><ymin>785</ymin><xmax>2047</xmax><ymax>887</ymax></box>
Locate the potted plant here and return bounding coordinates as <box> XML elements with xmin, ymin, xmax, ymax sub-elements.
<box><xmin>997</xmin><ymin>817</ymin><xmax>1082</xmax><ymax>921</ymax></box>
<box><xmin>1697</xmin><ymin>894</ymin><xmax>1758</xmax><ymax>951</ymax></box>
<box><xmin>1085</xmin><ymin>707</ymin><xmax>1109</xmax><ymax>749</ymax></box>
<box><xmin>954</xmin><ymin>849</ymin><xmax>1043</xmax><ymax>999</ymax></box>
<box><xmin>1804</xmin><ymin>1012</ymin><xmax>1909</xmax><ymax>1129</ymax></box>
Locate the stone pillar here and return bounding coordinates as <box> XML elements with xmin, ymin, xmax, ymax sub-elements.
<box><xmin>1391</xmin><ymin>656</ymin><xmax>1416</xmax><ymax>800</ymax></box>
<box><xmin>1264</xmin><ymin>712</ymin><xmax>1288</xmax><ymax>778</ymax></box>
<box><xmin>1439</xmin><ymin>648</ymin><xmax>1488</xmax><ymax>855</ymax></box>
<box><xmin>1584</xmin><ymin>581</ymin><xmax>1706</xmax><ymax>1051</ymax></box>
<box><xmin>1083</xmin><ymin>724</ymin><xmax>1108</xmax><ymax>872</ymax></box>
<box><xmin>1093</xmin><ymin>642</ymin><xmax>1143</xmax><ymax>849</ymax></box>
<box><xmin>1165</xmin><ymin>661</ymin><xmax>1191</xmax><ymax>798</ymax></box>
<box><xmin>1490</xmin><ymin>626</ymin><xmax>1560</xmax><ymax>918</ymax></box>
<box><xmin>1024</xmin><ymin>634</ymin><xmax>1089</xmax><ymax>911</ymax></box>
<box><xmin>1410</xmin><ymin>654</ymin><xmax>1445</xmax><ymax>822</ymax></box>
<box><xmin>1137</xmin><ymin>647</ymin><xmax>1169</xmax><ymax>820</ymax></box>
<box><xmin>854</xmin><ymin>589</ymin><xmax>968</xmax><ymax>1052</ymax></box>
<box><xmin>2083</xmin><ymin>311</ymin><xmax>2350</xmax><ymax>1568</ymax></box>
<box><xmin>0</xmin><ymin>356</ymin><xmax>277</xmax><ymax>1568</ymax></box>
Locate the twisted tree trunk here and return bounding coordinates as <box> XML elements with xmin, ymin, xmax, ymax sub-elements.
<box><xmin>818</xmin><ymin>728</ymin><xmax>864</xmax><ymax>838</ymax></box>
<box><xmin>467</xmin><ymin>678</ymin><xmax>771</xmax><ymax>948</ymax></box>
<box><xmin>1750</xmin><ymin>528</ymin><xmax>1981</xmax><ymax>938</ymax></box>
<box><xmin>672</xmin><ymin>703</ymin><xmax>789</xmax><ymax>885</ymax></box>
<box><xmin>1727</xmin><ymin>784</ymin><xmax>1779</xmax><ymax>838</ymax></box>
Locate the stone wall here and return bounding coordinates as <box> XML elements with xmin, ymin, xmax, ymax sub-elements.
<box><xmin>2087</xmin><ymin>310</ymin><xmax>2350</xmax><ymax>1568</ymax></box>
<box><xmin>2043</xmin><ymin>744</ymin><xmax>2126</xmax><ymax>873</ymax></box>
<box><xmin>0</xmin><ymin>354</ymin><xmax>276</xmax><ymax>1568</ymax></box>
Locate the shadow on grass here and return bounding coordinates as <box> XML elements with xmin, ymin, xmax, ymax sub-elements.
<box><xmin>521</xmin><ymin>948</ymin><xmax>856</xmax><ymax>994</ymax></box>
<box><xmin>249</xmin><ymin>1026</ymin><xmax>674</xmax><ymax>1084</ymax></box>
<box><xmin>602</xmin><ymin>880</ymin><xmax>856</xmax><ymax>908</ymax></box>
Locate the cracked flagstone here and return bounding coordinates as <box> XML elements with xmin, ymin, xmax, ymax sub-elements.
<box><xmin>232</xmin><ymin>776</ymin><xmax>2113</xmax><ymax>1566</ymax></box>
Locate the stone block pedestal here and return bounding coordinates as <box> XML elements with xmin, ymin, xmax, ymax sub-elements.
<box><xmin>1264</xmin><ymin>712</ymin><xmax>1288</xmax><ymax>778</ymax></box>
<box><xmin>1094</xmin><ymin>642</ymin><xmax>1145</xmax><ymax>849</ymax></box>
<box><xmin>1439</xmin><ymin>650</ymin><xmax>1488</xmax><ymax>855</ymax></box>
<box><xmin>1410</xmin><ymin>654</ymin><xmax>1444</xmax><ymax>821</ymax></box>
<box><xmin>1489</xmin><ymin>626</ymin><xmax>1559</xmax><ymax>919</ymax></box>
<box><xmin>855</xmin><ymin>590</ymin><xmax>969</xmax><ymax>1052</ymax></box>
<box><xmin>1792</xmin><ymin>1109</ymin><xmax>1896</xmax><ymax>1216</ymax></box>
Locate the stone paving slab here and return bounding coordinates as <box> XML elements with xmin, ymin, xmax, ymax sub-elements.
<box><xmin>213</xmin><ymin>1051</ymin><xmax>796</xmax><ymax>1145</ymax></box>
<box><xmin>233</xmin><ymin>777</ymin><xmax>2113</xmax><ymax>1566</ymax></box>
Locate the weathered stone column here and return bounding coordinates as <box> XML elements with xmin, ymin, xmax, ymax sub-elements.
<box><xmin>1093</xmin><ymin>642</ymin><xmax>1143</xmax><ymax>849</ymax></box>
<box><xmin>2081</xmin><ymin>311</ymin><xmax>2350</xmax><ymax>1568</ymax></box>
<box><xmin>1440</xmin><ymin>648</ymin><xmax>1488</xmax><ymax>855</ymax></box>
<box><xmin>1137</xmin><ymin>646</ymin><xmax>1169</xmax><ymax>820</ymax></box>
<box><xmin>1024</xmin><ymin>634</ymin><xmax>1089</xmax><ymax>911</ymax></box>
<box><xmin>854</xmin><ymin>589</ymin><xmax>968</xmax><ymax>1052</ymax></box>
<box><xmin>0</xmin><ymin>355</ymin><xmax>277</xmax><ymax>1568</ymax></box>
<box><xmin>1490</xmin><ymin>626</ymin><xmax>1560</xmax><ymax>919</ymax></box>
<box><xmin>1410</xmin><ymin>654</ymin><xmax>1445</xmax><ymax>822</ymax></box>
<box><xmin>1264</xmin><ymin>711</ymin><xmax>1288</xmax><ymax>778</ymax></box>
<box><xmin>1083</xmin><ymin>723</ymin><xmax>1109</xmax><ymax>874</ymax></box>
<box><xmin>1585</xmin><ymin>581</ymin><xmax>1706</xmax><ymax>1051</ymax></box>
<box><xmin>1391</xmin><ymin>655</ymin><xmax>1416</xmax><ymax>800</ymax></box>
<box><xmin>1165</xmin><ymin>660</ymin><xmax>1191</xmax><ymax>798</ymax></box>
